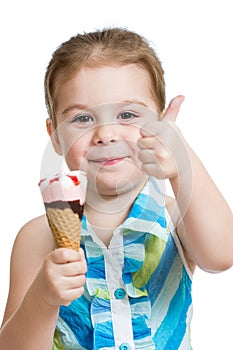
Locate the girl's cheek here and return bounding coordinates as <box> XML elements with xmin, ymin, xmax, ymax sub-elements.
<box><xmin>124</xmin><ymin>127</ymin><xmax>141</xmax><ymax>146</ymax></box>
<box><xmin>63</xmin><ymin>144</ymin><xmax>84</xmax><ymax>170</ymax></box>
<box><xmin>60</xmin><ymin>129</ymin><xmax>89</xmax><ymax>154</ymax></box>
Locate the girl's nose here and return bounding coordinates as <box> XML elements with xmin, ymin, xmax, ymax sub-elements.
<box><xmin>92</xmin><ymin>124</ymin><xmax>119</xmax><ymax>145</ymax></box>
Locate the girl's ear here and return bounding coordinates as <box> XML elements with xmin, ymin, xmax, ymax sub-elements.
<box><xmin>46</xmin><ymin>118</ymin><xmax>63</xmax><ymax>155</ymax></box>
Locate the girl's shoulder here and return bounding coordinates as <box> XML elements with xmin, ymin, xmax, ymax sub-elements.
<box><xmin>1</xmin><ymin>215</ymin><xmax>54</xmax><ymax>326</ymax></box>
<box><xmin>15</xmin><ymin>214</ymin><xmax>55</xmax><ymax>253</ymax></box>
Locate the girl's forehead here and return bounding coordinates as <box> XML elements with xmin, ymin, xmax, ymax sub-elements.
<box><xmin>60</xmin><ymin>64</ymin><xmax>152</xmax><ymax>90</ymax></box>
<box><xmin>55</xmin><ymin>64</ymin><xmax>157</xmax><ymax>115</ymax></box>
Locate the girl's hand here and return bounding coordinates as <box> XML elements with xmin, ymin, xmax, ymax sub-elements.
<box><xmin>138</xmin><ymin>95</ymin><xmax>188</xmax><ymax>180</ymax></box>
<box><xmin>35</xmin><ymin>248</ymin><xmax>87</xmax><ymax>307</ymax></box>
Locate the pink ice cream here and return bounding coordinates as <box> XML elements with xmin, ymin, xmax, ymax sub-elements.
<box><xmin>39</xmin><ymin>171</ymin><xmax>86</xmax><ymax>206</ymax></box>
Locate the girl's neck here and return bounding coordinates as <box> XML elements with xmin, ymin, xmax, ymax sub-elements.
<box><xmin>84</xmin><ymin>178</ymin><xmax>147</xmax><ymax>245</ymax></box>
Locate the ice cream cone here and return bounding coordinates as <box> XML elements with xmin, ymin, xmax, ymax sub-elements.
<box><xmin>39</xmin><ymin>171</ymin><xmax>87</xmax><ymax>251</ymax></box>
<box><xmin>46</xmin><ymin>207</ymin><xmax>82</xmax><ymax>251</ymax></box>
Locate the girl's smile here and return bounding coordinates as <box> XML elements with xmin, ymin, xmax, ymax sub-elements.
<box><xmin>90</xmin><ymin>157</ymin><xmax>128</xmax><ymax>166</ymax></box>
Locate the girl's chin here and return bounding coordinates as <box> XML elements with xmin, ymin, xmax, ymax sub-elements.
<box><xmin>87</xmin><ymin>171</ymin><xmax>147</xmax><ymax>197</ymax></box>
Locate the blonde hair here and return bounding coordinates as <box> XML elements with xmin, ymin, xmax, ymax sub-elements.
<box><xmin>45</xmin><ymin>28</ymin><xmax>165</xmax><ymax>127</ymax></box>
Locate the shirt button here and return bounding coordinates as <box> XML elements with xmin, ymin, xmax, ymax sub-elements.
<box><xmin>119</xmin><ymin>343</ymin><xmax>130</xmax><ymax>350</ymax></box>
<box><xmin>114</xmin><ymin>288</ymin><xmax>126</xmax><ymax>299</ymax></box>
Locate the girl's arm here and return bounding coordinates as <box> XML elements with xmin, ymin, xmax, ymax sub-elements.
<box><xmin>0</xmin><ymin>216</ymin><xmax>58</xmax><ymax>350</ymax></box>
<box><xmin>0</xmin><ymin>216</ymin><xmax>86</xmax><ymax>350</ymax></box>
<box><xmin>138</xmin><ymin>95</ymin><xmax>233</xmax><ymax>272</ymax></box>
<box><xmin>170</xmin><ymin>145</ymin><xmax>233</xmax><ymax>272</ymax></box>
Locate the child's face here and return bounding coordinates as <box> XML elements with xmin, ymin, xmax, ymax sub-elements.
<box><xmin>50</xmin><ymin>64</ymin><xmax>159</xmax><ymax>197</ymax></box>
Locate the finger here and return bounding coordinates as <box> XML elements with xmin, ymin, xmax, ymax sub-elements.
<box><xmin>62</xmin><ymin>259</ymin><xmax>87</xmax><ymax>276</ymax></box>
<box><xmin>61</xmin><ymin>286</ymin><xmax>85</xmax><ymax>306</ymax></box>
<box><xmin>141</xmin><ymin>163</ymin><xmax>165</xmax><ymax>178</ymax></box>
<box><xmin>51</xmin><ymin>248</ymin><xmax>82</xmax><ymax>264</ymax></box>
<box><xmin>138</xmin><ymin>137</ymin><xmax>155</xmax><ymax>150</ymax></box>
<box><xmin>138</xmin><ymin>136</ymin><xmax>162</xmax><ymax>150</ymax></box>
<box><xmin>140</xmin><ymin>121</ymin><xmax>162</xmax><ymax>138</ymax></box>
<box><xmin>64</xmin><ymin>274</ymin><xmax>86</xmax><ymax>290</ymax></box>
<box><xmin>162</xmin><ymin>95</ymin><xmax>185</xmax><ymax>122</ymax></box>
<box><xmin>138</xmin><ymin>149</ymin><xmax>157</xmax><ymax>163</ymax></box>
<box><xmin>79</xmin><ymin>247</ymin><xmax>86</xmax><ymax>261</ymax></box>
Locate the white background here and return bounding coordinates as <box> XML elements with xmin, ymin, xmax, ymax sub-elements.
<box><xmin>0</xmin><ymin>1</ymin><xmax>232</xmax><ymax>349</ymax></box>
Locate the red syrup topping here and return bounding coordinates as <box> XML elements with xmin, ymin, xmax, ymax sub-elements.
<box><xmin>39</xmin><ymin>175</ymin><xmax>80</xmax><ymax>186</ymax></box>
<box><xmin>67</xmin><ymin>175</ymin><xmax>80</xmax><ymax>186</ymax></box>
<box><xmin>38</xmin><ymin>178</ymin><xmax>46</xmax><ymax>186</ymax></box>
<box><xmin>49</xmin><ymin>177</ymin><xmax>59</xmax><ymax>184</ymax></box>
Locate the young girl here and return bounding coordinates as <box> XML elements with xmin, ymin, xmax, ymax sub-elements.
<box><xmin>0</xmin><ymin>28</ymin><xmax>232</xmax><ymax>350</ymax></box>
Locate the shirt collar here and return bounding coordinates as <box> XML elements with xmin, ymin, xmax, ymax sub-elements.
<box><xmin>120</xmin><ymin>177</ymin><xmax>169</xmax><ymax>241</ymax></box>
<box><xmin>81</xmin><ymin>177</ymin><xmax>169</xmax><ymax>242</ymax></box>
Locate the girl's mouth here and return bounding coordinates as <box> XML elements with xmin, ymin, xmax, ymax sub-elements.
<box><xmin>91</xmin><ymin>157</ymin><xmax>127</xmax><ymax>166</ymax></box>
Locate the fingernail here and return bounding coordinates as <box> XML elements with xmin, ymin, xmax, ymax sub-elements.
<box><xmin>176</xmin><ymin>95</ymin><xmax>185</xmax><ymax>102</ymax></box>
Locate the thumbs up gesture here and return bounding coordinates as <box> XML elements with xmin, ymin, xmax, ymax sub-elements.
<box><xmin>138</xmin><ymin>95</ymin><xmax>189</xmax><ymax>181</ymax></box>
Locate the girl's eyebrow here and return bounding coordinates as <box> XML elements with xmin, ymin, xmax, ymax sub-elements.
<box><xmin>62</xmin><ymin>103</ymin><xmax>88</xmax><ymax>116</ymax></box>
<box><xmin>121</xmin><ymin>99</ymin><xmax>149</xmax><ymax>108</ymax></box>
<box><xmin>62</xmin><ymin>99</ymin><xmax>149</xmax><ymax>116</ymax></box>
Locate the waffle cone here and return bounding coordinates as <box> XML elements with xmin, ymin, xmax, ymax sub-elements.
<box><xmin>46</xmin><ymin>207</ymin><xmax>82</xmax><ymax>251</ymax></box>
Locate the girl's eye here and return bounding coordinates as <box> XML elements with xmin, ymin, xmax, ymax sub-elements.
<box><xmin>118</xmin><ymin>111</ymin><xmax>138</xmax><ymax>122</ymax></box>
<box><xmin>71</xmin><ymin>114</ymin><xmax>94</xmax><ymax>125</ymax></box>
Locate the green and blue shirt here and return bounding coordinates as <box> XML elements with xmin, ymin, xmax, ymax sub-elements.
<box><xmin>53</xmin><ymin>177</ymin><xmax>193</xmax><ymax>349</ymax></box>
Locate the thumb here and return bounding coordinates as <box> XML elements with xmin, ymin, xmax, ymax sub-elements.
<box><xmin>163</xmin><ymin>95</ymin><xmax>185</xmax><ymax>122</ymax></box>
